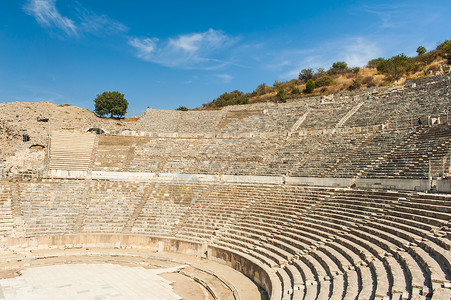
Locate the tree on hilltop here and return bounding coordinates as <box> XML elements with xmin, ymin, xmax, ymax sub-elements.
<box><xmin>416</xmin><ymin>46</ymin><xmax>427</xmax><ymax>55</ymax></box>
<box><xmin>94</xmin><ymin>91</ymin><xmax>128</xmax><ymax>118</ymax></box>
<box><xmin>331</xmin><ymin>61</ymin><xmax>348</xmax><ymax>70</ymax></box>
<box><xmin>298</xmin><ymin>68</ymin><xmax>314</xmax><ymax>82</ymax></box>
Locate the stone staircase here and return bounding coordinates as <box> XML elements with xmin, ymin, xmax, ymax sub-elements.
<box><xmin>335</xmin><ymin>102</ymin><xmax>364</xmax><ymax>128</ymax></box>
<box><xmin>49</xmin><ymin>131</ymin><xmax>96</xmax><ymax>172</ymax></box>
<box><xmin>0</xmin><ymin>182</ymin><xmax>14</xmax><ymax>237</ymax></box>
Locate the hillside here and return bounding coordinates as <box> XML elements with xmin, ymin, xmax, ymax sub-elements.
<box><xmin>201</xmin><ymin>41</ymin><xmax>451</xmax><ymax>109</ymax></box>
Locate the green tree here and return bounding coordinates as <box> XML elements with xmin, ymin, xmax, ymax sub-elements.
<box><xmin>315</xmin><ymin>75</ymin><xmax>333</xmax><ymax>87</ymax></box>
<box><xmin>255</xmin><ymin>83</ymin><xmax>267</xmax><ymax>96</ymax></box>
<box><xmin>437</xmin><ymin>40</ymin><xmax>451</xmax><ymax>53</ymax></box>
<box><xmin>367</xmin><ymin>57</ymin><xmax>385</xmax><ymax>67</ymax></box>
<box><xmin>94</xmin><ymin>91</ymin><xmax>128</xmax><ymax>118</ymax></box>
<box><xmin>332</xmin><ymin>61</ymin><xmax>348</xmax><ymax>70</ymax></box>
<box><xmin>376</xmin><ymin>53</ymin><xmax>418</xmax><ymax>80</ymax></box>
<box><xmin>416</xmin><ymin>46</ymin><xmax>427</xmax><ymax>55</ymax></box>
<box><xmin>209</xmin><ymin>90</ymin><xmax>248</xmax><ymax>107</ymax></box>
<box><xmin>276</xmin><ymin>89</ymin><xmax>286</xmax><ymax>102</ymax></box>
<box><xmin>298</xmin><ymin>68</ymin><xmax>314</xmax><ymax>82</ymax></box>
<box><xmin>176</xmin><ymin>106</ymin><xmax>189</xmax><ymax>111</ymax></box>
<box><xmin>317</xmin><ymin>68</ymin><xmax>325</xmax><ymax>75</ymax></box>
<box><xmin>291</xmin><ymin>86</ymin><xmax>301</xmax><ymax>94</ymax></box>
<box><xmin>305</xmin><ymin>79</ymin><xmax>315</xmax><ymax>93</ymax></box>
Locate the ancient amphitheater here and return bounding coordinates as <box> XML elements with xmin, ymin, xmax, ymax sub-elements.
<box><xmin>0</xmin><ymin>74</ymin><xmax>450</xmax><ymax>299</ymax></box>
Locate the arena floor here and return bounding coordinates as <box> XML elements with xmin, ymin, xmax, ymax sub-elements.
<box><xmin>0</xmin><ymin>249</ymin><xmax>264</xmax><ymax>300</ymax></box>
<box><xmin>0</xmin><ymin>263</ymin><xmax>188</xmax><ymax>299</ymax></box>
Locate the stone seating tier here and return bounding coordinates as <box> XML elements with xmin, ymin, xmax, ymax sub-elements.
<box><xmin>6</xmin><ymin>179</ymin><xmax>451</xmax><ymax>299</ymax></box>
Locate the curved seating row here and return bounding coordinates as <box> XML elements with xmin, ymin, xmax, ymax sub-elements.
<box><xmin>1</xmin><ymin>180</ymin><xmax>450</xmax><ymax>299</ymax></box>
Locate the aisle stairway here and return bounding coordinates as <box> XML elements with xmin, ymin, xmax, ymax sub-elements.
<box><xmin>49</xmin><ymin>131</ymin><xmax>96</xmax><ymax>175</ymax></box>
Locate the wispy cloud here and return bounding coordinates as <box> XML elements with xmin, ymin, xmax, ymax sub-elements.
<box><xmin>215</xmin><ymin>74</ymin><xmax>233</xmax><ymax>83</ymax></box>
<box><xmin>75</xmin><ymin>3</ymin><xmax>128</xmax><ymax>35</ymax></box>
<box><xmin>23</xmin><ymin>0</ymin><xmax>127</xmax><ymax>38</ymax></box>
<box><xmin>24</xmin><ymin>0</ymin><xmax>78</xmax><ymax>37</ymax></box>
<box><xmin>128</xmin><ymin>29</ymin><xmax>239</xmax><ymax>70</ymax></box>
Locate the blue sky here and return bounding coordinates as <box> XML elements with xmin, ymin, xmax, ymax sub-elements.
<box><xmin>1</xmin><ymin>0</ymin><xmax>450</xmax><ymax>115</ymax></box>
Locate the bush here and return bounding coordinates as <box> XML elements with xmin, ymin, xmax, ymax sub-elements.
<box><xmin>298</xmin><ymin>68</ymin><xmax>314</xmax><ymax>82</ymax></box>
<box><xmin>255</xmin><ymin>83</ymin><xmax>267</xmax><ymax>96</ymax></box>
<box><xmin>273</xmin><ymin>80</ymin><xmax>283</xmax><ymax>89</ymax></box>
<box><xmin>94</xmin><ymin>91</ymin><xmax>128</xmax><ymax>118</ymax></box>
<box><xmin>317</xmin><ymin>68</ymin><xmax>325</xmax><ymax>75</ymax></box>
<box><xmin>362</xmin><ymin>76</ymin><xmax>374</xmax><ymax>86</ymax></box>
<box><xmin>291</xmin><ymin>87</ymin><xmax>301</xmax><ymax>94</ymax></box>
<box><xmin>348</xmin><ymin>79</ymin><xmax>361</xmax><ymax>91</ymax></box>
<box><xmin>276</xmin><ymin>89</ymin><xmax>286</xmax><ymax>102</ymax></box>
<box><xmin>208</xmin><ymin>90</ymin><xmax>249</xmax><ymax>108</ymax></box>
<box><xmin>437</xmin><ymin>40</ymin><xmax>451</xmax><ymax>53</ymax></box>
<box><xmin>376</xmin><ymin>53</ymin><xmax>418</xmax><ymax>80</ymax></box>
<box><xmin>352</xmin><ymin>67</ymin><xmax>360</xmax><ymax>74</ymax></box>
<box><xmin>176</xmin><ymin>106</ymin><xmax>189</xmax><ymax>111</ymax></box>
<box><xmin>367</xmin><ymin>57</ymin><xmax>385</xmax><ymax>68</ymax></box>
<box><xmin>305</xmin><ymin>79</ymin><xmax>315</xmax><ymax>93</ymax></box>
<box><xmin>332</xmin><ymin>61</ymin><xmax>348</xmax><ymax>70</ymax></box>
<box><xmin>416</xmin><ymin>46</ymin><xmax>426</xmax><ymax>55</ymax></box>
<box><xmin>315</xmin><ymin>75</ymin><xmax>333</xmax><ymax>87</ymax></box>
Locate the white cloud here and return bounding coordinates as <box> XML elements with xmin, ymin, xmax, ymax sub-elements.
<box><xmin>128</xmin><ymin>37</ymin><xmax>158</xmax><ymax>58</ymax></box>
<box><xmin>24</xmin><ymin>0</ymin><xmax>127</xmax><ymax>38</ymax></box>
<box><xmin>341</xmin><ymin>37</ymin><xmax>381</xmax><ymax>67</ymax></box>
<box><xmin>24</xmin><ymin>0</ymin><xmax>78</xmax><ymax>37</ymax></box>
<box><xmin>215</xmin><ymin>74</ymin><xmax>233</xmax><ymax>83</ymax></box>
<box><xmin>129</xmin><ymin>29</ymin><xmax>238</xmax><ymax>70</ymax></box>
<box><xmin>75</xmin><ymin>3</ymin><xmax>128</xmax><ymax>35</ymax></box>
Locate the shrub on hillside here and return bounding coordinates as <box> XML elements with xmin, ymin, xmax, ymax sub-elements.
<box><xmin>332</xmin><ymin>61</ymin><xmax>348</xmax><ymax>70</ymax></box>
<box><xmin>367</xmin><ymin>57</ymin><xmax>385</xmax><ymax>68</ymax></box>
<box><xmin>317</xmin><ymin>68</ymin><xmax>325</xmax><ymax>75</ymax></box>
<box><xmin>305</xmin><ymin>79</ymin><xmax>315</xmax><ymax>93</ymax></box>
<box><xmin>208</xmin><ymin>90</ymin><xmax>249</xmax><ymax>108</ymax></box>
<box><xmin>298</xmin><ymin>68</ymin><xmax>314</xmax><ymax>82</ymax></box>
<box><xmin>416</xmin><ymin>46</ymin><xmax>427</xmax><ymax>55</ymax></box>
<box><xmin>255</xmin><ymin>83</ymin><xmax>268</xmax><ymax>96</ymax></box>
<box><xmin>291</xmin><ymin>87</ymin><xmax>301</xmax><ymax>94</ymax></box>
<box><xmin>437</xmin><ymin>40</ymin><xmax>451</xmax><ymax>53</ymax></box>
<box><xmin>376</xmin><ymin>53</ymin><xmax>418</xmax><ymax>80</ymax></box>
<box><xmin>315</xmin><ymin>75</ymin><xmax>333</xmax><ymax>87</ymax></box>
<box><xmin>273</xmin><ymin>80</ymin><xmax>283</xmax><ymax>89</ymax></box>
<box><xmin>176</xmin><ymin>106</ymin><xmax>189</xmax><ymax>111</ymax></box>
<box><xmin>348</xmin><ymin>79</ymin><xmax>361</xmax><ymax>91</ymax></box>
<box><xmin>362</xmin><ymin>76</ymin><xmax>375</xmax><ymax>86</ymax></box>
<box><xmin>276</xmin><ymin>89</ymin><xmax>286</xmax><ymax>102</ymax></box>
<box><xmin>328</xmin><ymin>61</ymin><xmax>348</xmax><ymax>75</ymax></box>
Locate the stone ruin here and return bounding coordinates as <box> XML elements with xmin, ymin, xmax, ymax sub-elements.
<box><xmin>0</xmin><ymin>74</ymin><xmax>450</xmax><ymax>299</ymax></box>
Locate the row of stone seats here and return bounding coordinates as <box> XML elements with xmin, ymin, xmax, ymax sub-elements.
<box><xmin>82</xmin><ymin>180</ymin><xmax>145</xmax><ymax>233</ymax></box>
<box><xmin>218</xmin><ymin>105</ymin><xmax>306</xmax><ymax>134</ymax></box>
<box><xmin>7</xmin><ymin>180</ymin><xmax>451</xmax><ymax>298</ymax></box>
<box><xmin>345</xmin><ymin>75</ymin><xmax>450</xmax><ymax>129</ymax></box>
<box><xmin>131</xmin><ymin>183</ymin><xmax>205</xmax><ymax>236</ymax></box>
<box><xmin>299</xmin><ymin>102</ymin><xmax>355</xmax><ymax>130</ymax></box>
<box><xmin>327</xmin><ymin>129</ymin><xmax>409</xmax><ymax>177</ymax></box>
<box><xmin>364</xmin><ymin>125</ymin><xmax>451</xmax><ymax>179</ymax></box>
<box><xmin>19</xmin><ymin>180</ymin><xmax>86</xmax><ymax>236</ymax></box>
<box><xmin>91</xmin><ymin>123</ymin><xmax>449</xmax><ymax>180</ymax></box>
<box><xmin>0</xmin><ymin>181</ymin><xmax>13</xmax><ymax>237</ymax></box>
